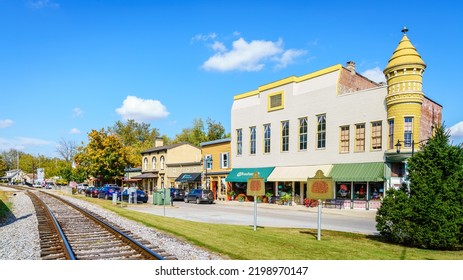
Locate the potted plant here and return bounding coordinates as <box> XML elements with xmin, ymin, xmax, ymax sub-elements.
<box><xmin>265</xmin><ymin>192</ymin><xmax>273</xmax><ymax>203</ymax></box>
<box><xmin>228</xmin><ymin>190</ymin><xmax>235</xmax><ymax>201</ymax></box>
<box><xmin>256</xmin><ymin>196</ymin><xmax>262</xmax><ymax>203</ymax></box>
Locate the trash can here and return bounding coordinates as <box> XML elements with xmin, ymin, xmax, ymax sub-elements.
<box><xmin>155</xmin><ymin>190</ymin><xmax>163</xmax><ymax>205</ymax></box>
<box><xmin>153</xmin><ymin>191</ymin><xmax>159</xmax><ymax>205</ymax></box>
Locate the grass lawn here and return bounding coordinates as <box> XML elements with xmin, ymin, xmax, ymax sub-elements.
<box><xmin>0</xmin><ymin>190</ymin><xmax>13</xmax><ymax>222</ymax></box>
<box><xmin>69</xmin><ymin>194</ymin><xmax>463</xmax><ymax>260</ymax></box>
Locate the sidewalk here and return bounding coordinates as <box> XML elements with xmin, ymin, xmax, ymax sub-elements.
<box><xmin>139</xmin><ymin>196</ymin><xmax>377</xmax><ymax>219</ymax></box>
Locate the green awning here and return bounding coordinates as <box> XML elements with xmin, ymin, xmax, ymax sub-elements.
<box><xmin>329</xmin><ymin>162</ymin><xmax>384</xmax><ymax>182</ymax></box>
<box><xmin>225</xmin><ymin>167</ymin><xmax>275</xmax><ymax>182</ymax></box>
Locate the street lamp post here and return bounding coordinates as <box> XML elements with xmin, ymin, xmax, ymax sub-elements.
<box><xmin>203</xmin><ymin>156</ymin><xmax>213</xmax><ymax>190</ymax></box>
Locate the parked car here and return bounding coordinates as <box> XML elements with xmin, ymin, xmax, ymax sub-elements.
<box><xmin>77</xmin><ymin>183</ymin><xmax>89</xmax><ymax>193</ymax></box>
<box><xmin>170</xmin><ymin>188</ymin><xmax>185</xmax><ymax>201</ymax></box>
<box><xmin>85</xmin><ymin>187</ymin><xmax>101</xmax><ymax>198</ymax></box>
<box><xmin>184</xmin><ymin>189</ymin><xmax>214</xmax><ymax>204</ymax></box>
<box><xmin>118</xmin><ymin>189</ymin><xmax>148</xmax><ymax>203</ymax></box>
<box><xmin>98</xmin><ymin>184</ymin><xmax>121</xmax><ymax>200</ymax></box>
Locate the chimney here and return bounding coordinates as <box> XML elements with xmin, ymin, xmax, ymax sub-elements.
<box><xmin>155</xmin><ymin>137</ymin><xmax>164</xmax><ymax>147</ymax></box>
<box><xmin>346</xmin><ymin>61</ymin><xmax>356</xmax><ymax>75</ymax></box>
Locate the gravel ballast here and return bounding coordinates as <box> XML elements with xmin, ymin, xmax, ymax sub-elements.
<box><xmin>0</xmin><ymin>187</ymin><xmax>224</xmax><ymax>260</ymax></box>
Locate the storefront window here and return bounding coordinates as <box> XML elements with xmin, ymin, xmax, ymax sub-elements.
<box><xmin>336</xmin><ymin>182</ymin><xmax>351</xmax><ymax>200</ymax></box>
<box><xmin>353</xmin><ymin>183</ymin><xmax>367</xmax><ymax>200</ymax></box>
<box><xmin>368</xmin><ymin>183</ymin><xmax>384</xmax><ymax>200</ymax></box>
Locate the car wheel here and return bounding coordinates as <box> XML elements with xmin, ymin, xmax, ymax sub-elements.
<box><xmin>184</xmin><ymin>198</ymin><xmax>189</xmax><ymax>203</ymax></box>
<box><xmin>105</xmin><ymin>194</ymin><xmax>108</xmax><ymax>200</ymax></box>
<box><xmin>196</xmin><ymin>198</ymin><xmax>200</xmax><ymax>204</ymax></box>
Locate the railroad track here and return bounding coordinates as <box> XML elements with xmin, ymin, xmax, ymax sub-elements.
<box><xmin>21</xmin><ymin>189</ymin><xmax>175</xmax><ymax>260</ymax></box>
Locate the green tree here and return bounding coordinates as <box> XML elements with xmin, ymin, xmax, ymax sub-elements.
<box><xmin>173</xmin><ymin>117</ymin><xmax>228</xmax><ymax>146</ymax></box>
<box><xmin>108</xmin><ymin>119</ymin><xmax>160</xmax><ymax>167</ymax></box>
<box><xmin>0</xmin><ymin>155</ymin><xmax>6</xmax><ymax>176</ymax></box>
<box><xmin>376</xmin><ymin>125</ymin><xmax>463</xmax><ymax>249</ymax></box>
<box><xmin>74</xmin><ymin>129</ymin><xmax>130</xmax><ymax>183</ymax></box>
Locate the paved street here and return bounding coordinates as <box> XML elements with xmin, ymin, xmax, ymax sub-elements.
<box><xmin>125</xmin><ymin>200</ymin><xmax>379</xmax><ymax>235</ymax></box>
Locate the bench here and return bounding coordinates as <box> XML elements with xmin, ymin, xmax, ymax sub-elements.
<box><xmin>323</xmin><ymin>199</ymin><xmax>344</xmax><ymax>209</ymax></box>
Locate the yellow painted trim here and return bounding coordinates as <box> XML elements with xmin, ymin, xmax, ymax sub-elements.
<box><xmin>234</xmin><ymin>64</ymin><xmax>342</xmax><ymax>100</ymax></box>
<box><xmin>267</xmin><ymin>91</ymin><xmax>285</xmax><ymax>112</ymax></box>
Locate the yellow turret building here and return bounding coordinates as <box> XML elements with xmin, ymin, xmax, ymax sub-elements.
<box><xmin>384</xmin><ymin>28</ymin><xmax>442</xmax><ymax>187</ymax></box>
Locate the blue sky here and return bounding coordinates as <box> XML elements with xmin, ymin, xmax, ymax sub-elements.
<box><xmin>1</xmin><ymin>0</ymin><xmax>462</xmax><ymax>158</ymax></box>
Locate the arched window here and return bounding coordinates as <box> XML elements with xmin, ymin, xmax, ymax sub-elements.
<box><xmin>160</xmin><ymin>156</ymin><xmax>165</xmax><ymax>170</ymax></box>
<box><xmin>152</xmin><ymin>157</ymin><xmax>157</xmax><ymax>170</ymax></box>
<box><xmin>143</xmin><ymin>157</ymin><xmax>148</xmax><ymax>170</ymax></box>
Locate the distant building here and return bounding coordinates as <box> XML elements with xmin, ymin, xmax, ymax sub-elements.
<box><xmin>134</xmin><ymin>137</ymin><xmax>202</xmax><ymax>194</ymax></box>
<box><xmin>227</xmin><ymin>29</ymin><xmax>442</xmax><ymax>209</ymax></box>
<box><xmin>0</xmin><ymin>169</ymin><xmax>26</xmax><ymax>185</ymax></box>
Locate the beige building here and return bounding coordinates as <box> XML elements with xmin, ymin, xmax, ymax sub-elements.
<box><xmin>134</xmin><ymin>138</ymin><xmax>202</xmax><ymax>194</ymax></box>
<box><xmin>227</xmin><ymin>30</ymin><xmax>442</xmax><ymax>209</ymax></box>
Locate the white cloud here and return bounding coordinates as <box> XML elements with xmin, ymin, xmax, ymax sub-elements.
<box><xmin>361</xmin><ymin>67</ymin><xmax>386</xmax><ymax>83</ymax></box>
<box><xmin>72</xmin><ymin>107</ymin><xmax>83</xmax><ymax>117</ymax></box>
<box><xmin>191</xmin><ymin>33</ymin><xmax>217</xmax><ymax>44</ymax></box>
<box><xmin>115</xmin><ymin>96</ymin><xmax>169</xmax><ymax>122</ymax></box>
<box><xmin>0</xmin><ymin>137</ymin><xmax>51</xmax><ymax>153</ymax></box>
<box><xmin>449</xmin><ymin>121</ymin><xmax>463</xmax><ymax>138</ymax></box>
<box><xmin>202</xmin><ymin>37</ymin><xmax>307</xmax><ymax>72</ymax></box>
<box><xmin>0</xmin><ymin>119</ymin><xmax>14</xmax><ymax>128</ymax></box>
<box><xmin>274</xmin><ymin>49</ymin><xmax>308</xmax><ymax>69</ymax></box>
<box><xmin>69</xmin><ymin>128</ymin><xmax>81</xmax><ymax>134</ymax></box>
<box><xmin>28</xmin><ymin>0</ymin><xmax>60</xmax><ymax>9</ymax></box>
<box><xmin>211</xmin><ymin>41</ymin><xmax>227</xmax><ymax>52</ymax></box>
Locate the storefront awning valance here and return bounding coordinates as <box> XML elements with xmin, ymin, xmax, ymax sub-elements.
<box><xmin>267</xmin><ymin>165</ymin><xmax>333</xmax><ymax>182</ymax></box>
<box><xmin>329</xmin><ymin>162</ymin><xmax>385</xmax><ymax>182</ymax></box>
<box><xmin>131</xmin><ymin>172</ymin><xmax>158</xmax><ymax>179</ymax></box>
<box><xmin>225</xmin><ymin>167</ymin><xmax>274</xmax><ymax>182</ymax></box>
<box><xmin>175</xmin><ymin>173</ymin><xmax>201</xmax><ymax>182</ymax></box>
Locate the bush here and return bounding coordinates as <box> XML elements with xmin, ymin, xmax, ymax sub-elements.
<box><xmin>376</xmin><ymin>125</ymin><xmax>463</xmax><ymax>250</ymax></box>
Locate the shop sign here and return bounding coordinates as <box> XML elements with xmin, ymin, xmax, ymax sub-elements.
<box><xmin>247</xmin><ymin>172</ymin><xmax>265</xmax><ymax>196</ymax></box>
<box><xmin>307</xmin><ymin>170</ymin><xmax>334</xmax><ymax>200</ymax></box>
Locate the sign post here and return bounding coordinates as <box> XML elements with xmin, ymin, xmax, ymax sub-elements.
<box><xmin>307</xmin><ymin>170</ymin><xmax>334</xmax><ymax>241</ymax></box>
<box><xmin>247</xmin><ymin>172</ymin><xmax>265</xmax><ymax>231</ymax></box>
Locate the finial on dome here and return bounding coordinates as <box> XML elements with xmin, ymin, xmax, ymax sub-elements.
<box><xmin>402</xmin><ymin>26</ymin><xmax>408</xmax><ymax>34</ymax></box>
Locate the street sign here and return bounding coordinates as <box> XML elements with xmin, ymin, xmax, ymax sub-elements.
<box><xmin>307</xmin><ymin>170</ymin><xmax>333</xmax><ymax>200</ymax></box>
<box><xmin>247</xmin><ymin>172</ymin><xmax>265</xmax><ymax>196</ymax></box>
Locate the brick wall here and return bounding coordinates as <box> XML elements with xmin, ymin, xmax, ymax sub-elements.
<box><xmin>420</xmin><ymin>97</ymin><xmax>443</xmax><ymax>140</ymax></box>
<box><xmin>338</xmin><ymin>68</ymin><xmax>380</xmax><ymax>95</ymax></box>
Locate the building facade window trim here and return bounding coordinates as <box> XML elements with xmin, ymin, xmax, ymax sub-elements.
<box><xmin>160</xmin><ymin>156</ymin><xmax>165</xmax><ymax>170</ymax></box>
<box><xmin>236</xmin><ymin>129</ymin><xmax>243</xmax><ymax>156</ymax></box>
<box><xmin>388</xmin><ymin>118</ymin><xmax>395</xmax><ymax>150</ymax></box>
<box><xmin>220</xmin><ymin>152</ymin><xmax>229</xmax><ymax>169</ymax></box>
<box><xmin>340</xmin><ymin>125</ymin><xmax>350</xmax><ymax>153</ymax></box>
<box><xmin>143</xmin><ymin>157</ymin><xmax>148</xmax><ymax>171</ymax></box>
<box><xmin>355</xmin><ymin>123</ymin><xmax>366</xmax><ymax>152</ymax></box>
<box><xmin>316</xmin><ymin>114</ymin><xmax>326</xmax><ymax>149</ymax></box>
<box><xmin>263</xmin><ymin>123</ymin><xmax>271</xmax><ymax>154</ymax></box>
<box><xmin>404</xmin><ymin>117</ymin><xmax>413</xmax><ymax>148</ymax></box>
<box><xmin>371</xmin><ymin>121</ymin><xmax>382</xmax><ymax>151</ymax></box>
<box><xmin>281</xmin><ymin>120</ymin><xmax>289</xmax><ymax>152</ymax></box>
<box><xmin>298</xmin><ymin>117</ymin><xmax>308</xmax><ymax>151</ymax></box>
<box><xmin>250</xmin><ymin>126</ymin><xmax>256</xmax><ymax>155</ymax></box>
<box><xmin>268</xmin><ymin>91</ymin><xmax>285</xmax><ymax>112</ymax></box>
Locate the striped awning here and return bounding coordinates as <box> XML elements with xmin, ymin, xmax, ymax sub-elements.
<box><xmin>267</xmin><ymin>165</ymin><xmax>333</xmax><ymax>182</ymax></box>
<box><xmin>329</xmin><ymin>162</ymin><xmax>384</xmax><ymax>182</ymax></box>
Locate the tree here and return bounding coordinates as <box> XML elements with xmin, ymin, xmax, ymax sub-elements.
<box><xmin>74</xmin><ymin>129</ymin><xmax>130</xmax><ymax>183</ymax></box>
<box><xmin>108</xmin><ymin>119</ymin><xmax>160</xmax><ymax>167</ymax></box>
<box><xmin>56</xmin><ymin>138</ymin><xmax>77</xmax><ymax>163</ymax></box>
<box><xmin>376</xmin><ymin>125</ymin><xmax>463</xmax><ymax>250</ymax></box>
<box><xmin>173</xmin><ymin>117</ymin><xmax>228</xmax><ymax>146</ymax></box>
